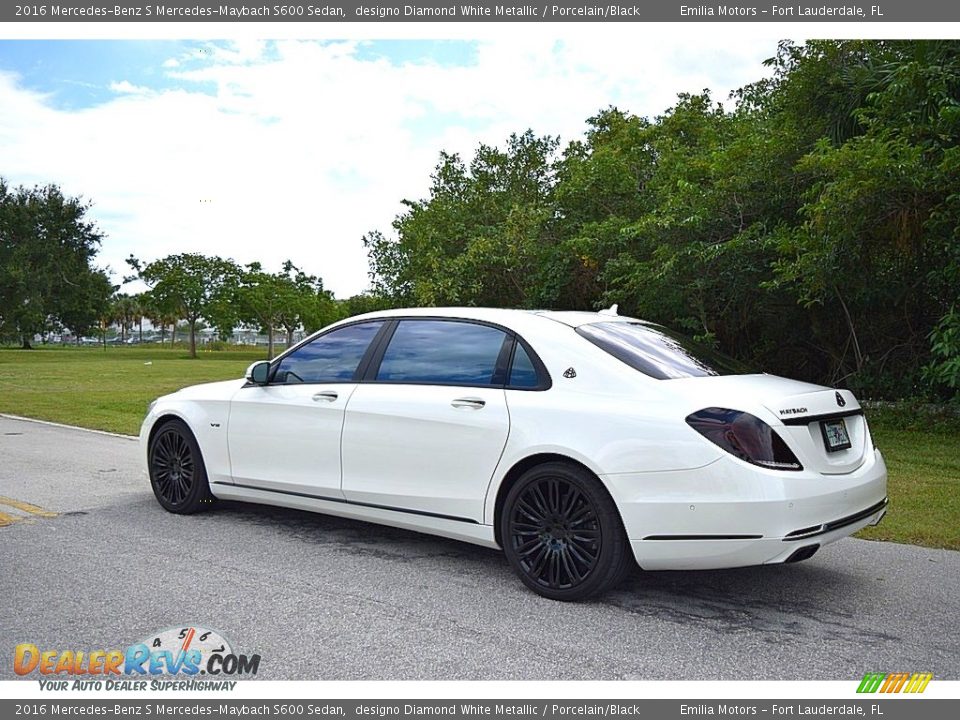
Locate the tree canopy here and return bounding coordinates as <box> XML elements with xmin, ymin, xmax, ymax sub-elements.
<box><xmin>127</xmin><ymin>252</ymin><xmax>242</xmax><ymax>358</ymax></box>
<box><xmin>0</xmin><ymin>180</ymin><xmax>113</xmax><ymax>347</ymax></box>
<box><xmin>364</xmin><ymin>40</ymin><xmax>960</xmax><ymax>400</ymax></box>
<box><xmin>235</xmin><ymin>260</ymin><xmax>335</xmax><ymax>359</ymax></box>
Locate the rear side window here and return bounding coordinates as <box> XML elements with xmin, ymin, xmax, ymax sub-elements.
<box><xmin>273</xmin><ymin>321</ymin><xmax>384</xmax><ymax>384</ymax></box>
<box><xmin>577</xmin><ymin>322</ymin><xmax>752</xmax><ymax>380</ymax></box>
<box><xmin>508</xmin><ymin>343</ymin><xmax>539</xmax><ymax>388</ymax></box>
<box><xmin>376</xmin><ymin>320</ymin><xmax>508</xmax><ymax>386</ymax></box>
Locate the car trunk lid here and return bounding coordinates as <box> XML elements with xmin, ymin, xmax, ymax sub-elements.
<box><xmin>668</xmin><ymin>375</ymin><xmax>868</xmax><ymax>475</ymax></box>
<box><xmin>761</xmin><ymin>388</ymin><xmax>867</xmax><ymax>475</ymax></box>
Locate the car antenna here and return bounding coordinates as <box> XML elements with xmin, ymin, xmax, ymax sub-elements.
<box><xmin>599</xmin><ymin>304</ymin><xmax>618</xmax><ymax>316</ymax></box>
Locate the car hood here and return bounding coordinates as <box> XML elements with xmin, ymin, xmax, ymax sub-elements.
<box><xmin>161</xmin><ymin>378</ymin><xmax>247</xmax><ymax>403</ymax></box>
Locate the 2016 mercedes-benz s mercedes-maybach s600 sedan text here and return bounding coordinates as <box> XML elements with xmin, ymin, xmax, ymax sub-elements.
<box><xmin>141</xmin><ymin>307</ymin><xmax>888</xmax><ymax>600</ymax></box>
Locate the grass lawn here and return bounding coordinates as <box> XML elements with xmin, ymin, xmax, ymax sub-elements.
<box><xmin>1</xmin><ymin>345</ymin><xmax>957</xmax><ymax>550</ymax></box>
<box><xmin>0</xmin><ymin>345</ymin><xmax>264</xmax><ymax>436</ymax></box>
<box><xmin>856</xmin><ymin>407</ymin><xmax>960</xmax><ymax>550</ymax></box>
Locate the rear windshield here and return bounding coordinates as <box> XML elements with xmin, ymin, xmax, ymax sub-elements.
<box><xmin>576</xmin><ymin>322</ymin><xmax>752</xmax><ymax>380</ymax></box>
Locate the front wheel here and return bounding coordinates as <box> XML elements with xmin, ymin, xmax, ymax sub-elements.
<box><xmin>148</xmin><ymin>419</ymin><xmax>214</xmax><ymax>514</ymax></box>
<box><xmin>501</xmin><ymin>462</ymin><xmax>632</xmax><ymax>601</ymax></box>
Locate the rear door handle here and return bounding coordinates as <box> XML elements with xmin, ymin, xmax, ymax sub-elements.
<box><xmin>451</xmin><ymin>397</ymin><xmax>485</xmax><ymax>409</ymax></box>
<box><xmin>312</xmin><ymin>391</ymin><xmax>338</xmax><ymax>402</ymax></box>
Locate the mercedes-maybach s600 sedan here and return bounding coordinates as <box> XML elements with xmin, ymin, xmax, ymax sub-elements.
<box><xmin>141</xmin><ymin>307</ymin><xmax>888</xmax><ymax>600</ymax></box>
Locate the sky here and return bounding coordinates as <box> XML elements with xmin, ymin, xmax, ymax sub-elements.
<box><xmin>0</xmin><ymin>38</ymin><xmax>779</xmax><ymax>297</ymax></box>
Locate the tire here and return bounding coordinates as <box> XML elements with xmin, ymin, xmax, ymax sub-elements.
<box><xmin>148</xmin><ymin>419</ymin><xmax>214</xmax><ymax>515</ymax></box>
<box><xmin>500</xmin><ymin>461</ymin><xmax>632</xmax><ymax>601</ymax></box>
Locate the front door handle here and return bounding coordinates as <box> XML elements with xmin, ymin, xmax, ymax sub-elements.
<box><xmin>312</xmin><ymin>391</ymin><xmax>338</xmax><ymax>402</ymax></box>
<box><xmin>451</xmin><ymin>397</ymin><xmax>485</xmax><ymax>409</ymax></box>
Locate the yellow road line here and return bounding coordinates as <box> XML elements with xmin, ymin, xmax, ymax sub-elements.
<box><xmin>0</xmin><ymin>511</ymin><xmax>22</xmax><ymax>527</ymax></box>
<box><xmin>0</xmin><ymin>496</ymin><xmax>58</xmax><ymax>518</ymax></box>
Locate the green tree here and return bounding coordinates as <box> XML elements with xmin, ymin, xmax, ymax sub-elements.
<box><xmin>111</xmin><ymin>293</ymin><xmax>140</xmax><ymax>343</ymax></box>
<box><xmin>365</xmin><ymin>130</ymin><xmax>560</xmax><ymax>308</ymax></box>
<box><xmin>924</xmin><ymin>307</ymin><xmax>960</xmax><ymax>392</ymax></box>
<box><xmin>764</xmin><ymin>41</ymin><xmax>960</xmax><ymax>394</ymax></box>
<box><xmin>236</xmin><ymin>263</ymin><xmax>289</xmax><ymax>359</ymax></box>
<box><xmin>361</xmin><ymin>40</ymin><xmax>960</xmax><ymax>399</ymax></box>
<box><xmin>127</xmin><ymin>253</ymin><xmax>241</xmax><ymax>358</ymax></box>
<box><xmin>131</xmin><ymin>292</ymin><xmax>148</xmax><ymax>342</ymax></box>
<box><xmin>57</xmin><ymin>270</ymin><xmax>114</xmax><ymax>344</ymax></box>
<box><xmin>331</xmin><ymin>292</ymin><xmax>392</xmax><ymax>325</ymax></box>
<box><xmin>235</xmin><ymin>261</ymin><xmax>330</xmax><ymax>357</ymax></box>
<box><xmin>275</xmin><ymin>261</ymin><xmax>331</xmax><ymax>346</ymax></box>
<box><xmin>140</xmin><ymin>289</ymin><xmax>179</xmax><ymax>347</ymax></box>
<box><xmin>0</xmin><ymin>179</ymin><xmax>112</xmax><ymax>348</ymax></box>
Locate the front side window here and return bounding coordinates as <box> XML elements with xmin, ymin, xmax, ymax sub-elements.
<box><xmin>577</xmin><ymin>322</ymin><xmax>752</xmax><ymax>380</ymax></box>
<box><xmin>273</xmin><ymin>321</ymin><xmax>384</xmax><ymax>384</ymax></box>
<box><xmin>376</xmin><ymin>320</ymin><xmax>508</xmax><ymax>386</ymax></box>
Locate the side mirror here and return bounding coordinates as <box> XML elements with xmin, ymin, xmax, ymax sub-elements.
<box><xmin>245</xmin><ymin>361</ymin><xmax>271</xmax><ymax>385</ymax></box>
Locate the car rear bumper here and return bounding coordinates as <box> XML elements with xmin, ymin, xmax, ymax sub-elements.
<box><xmin>602</xmin><ymin>448</ymin><xmax>888</xmax><ymax>570</ymax></box>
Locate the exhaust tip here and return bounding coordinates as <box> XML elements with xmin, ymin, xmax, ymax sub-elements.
<box><xmin>785</xmin><ymin>544</ymin><xmax>820</xmax><ymax>563</ymax></box>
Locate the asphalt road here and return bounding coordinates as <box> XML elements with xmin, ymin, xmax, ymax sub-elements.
<box><xmin>1</xmin><ymin>414</ymin><xmax>958</xmax><ymax>681</ymax></box>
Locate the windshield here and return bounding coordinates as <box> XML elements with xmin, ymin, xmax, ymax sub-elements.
<box><xmin>576</xmin><ymin>322</ymin><xmax>753</xmax><ymax>380</ymax></box>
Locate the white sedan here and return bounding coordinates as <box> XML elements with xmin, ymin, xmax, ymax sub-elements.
<box><xmin>140</xmin><ymin>307</ymin><xmax>888</xmax><ymax>600</ymax></box>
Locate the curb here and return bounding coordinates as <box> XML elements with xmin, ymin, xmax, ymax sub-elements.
<box><xmin>0</xmin><ymin>414</ymin><xmax>138</xmax><ymax>441</ymax></box>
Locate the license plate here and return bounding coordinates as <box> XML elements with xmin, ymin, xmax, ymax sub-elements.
<box><xmin>821</xmin><ymin>417</ymin><xmax>852</xmax><ymax>453</ymax></box>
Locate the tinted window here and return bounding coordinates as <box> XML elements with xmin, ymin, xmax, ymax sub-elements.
<box><xmin>274</xmin><ymin>321</ymin><xmax>384</xmax><ymax>384</ymax></box>
<box><xmin>577</xmin><ymin>322</ymin><xmax>752</xmax><ymax>380</ymax></box>
<box><xmin>376</xmin><ymin>320</ymin><xmax>507</xmax><ymax>386</ymax></box>
<box><xmin>509</xmin><ymin>342</ymin><xmax>539</xmax><ymax>388</ymax></box>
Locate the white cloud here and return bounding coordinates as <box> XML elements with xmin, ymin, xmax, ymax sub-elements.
<box><xmin>109</xmin><ymin>80</ymin><xmax>153</xmax><ymax>95</ymax></box>
<box><xmin>0</xmin><ymin>39</ymin><xmax>776</xmax><ymax>297</ymax></box>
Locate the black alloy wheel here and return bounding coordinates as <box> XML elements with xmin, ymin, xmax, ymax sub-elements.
<box><xmin>148</xmin><ymin>419</ymin><xmax>213</xmax><ymax>514</ymax></box>
<box><xmin>501</xmin><ymin>462</ymin><xmax>632</xmax><ymax>601</ymax></box>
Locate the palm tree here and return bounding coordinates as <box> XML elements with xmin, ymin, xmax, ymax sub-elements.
<box><xmin>132</xmin><ymin>293</ymin><xmax>146</xmax><ymax>342</ymax></box>
<box><xmin>111</xmin><ymin>294</ymin><xmax>134</xmax><ymax>343</ymax></box>
<box><xmin>98</xmin><ymin>302</ymin><xmax>115</xmax><ymax>350</ymax></box>
<box><xmin>140</xmin><ymin>291</ymin><xmax>179</xmax><ymax>346</ymax></box>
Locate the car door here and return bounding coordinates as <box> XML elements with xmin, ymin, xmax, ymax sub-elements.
<box><xmin>340</xmin><ymin>319</ymin><xmax>512</xmax><ymax>523</ymax></box>
<box><xmin>227</xmin><ymin>320</ymin><xmax>386</xmax><ymax>499</ymax></box>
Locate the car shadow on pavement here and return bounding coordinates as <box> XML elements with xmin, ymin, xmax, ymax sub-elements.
<box><xmin>210</xmin><ymin>499</ymin><xmax>504</xmax><ymax>562</ymax></box>
<box><xmin>607</xmin><ymin>561</ymin><xmax>901</xmax><ymax>645</ymax></box>
<box><xmin>134</xmin><ymin>495</ymin><xmax>901</xmax><ymax>647</ymax></box>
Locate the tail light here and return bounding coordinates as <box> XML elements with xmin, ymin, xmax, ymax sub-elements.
<box><xmin>685</xmin><ymin>407</ymin><xmax>803</xmax><ymax>471</ymax></box>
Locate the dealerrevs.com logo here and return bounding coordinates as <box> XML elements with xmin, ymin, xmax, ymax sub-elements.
<box><xmin>14</xmin><ymin>625</ymin><xmax>261</xmax><ymax>691</ymax></box>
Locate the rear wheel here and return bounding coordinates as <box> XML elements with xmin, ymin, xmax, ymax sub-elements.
<box><xmin>148</xmin><ymin>419</ymin><xmax>214</xmax><ymax>514</ymax></box>
<box><xmin>501</xmin><ymin>462</ymin><xmax>631</xmax><ymax>601</ymax></box>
